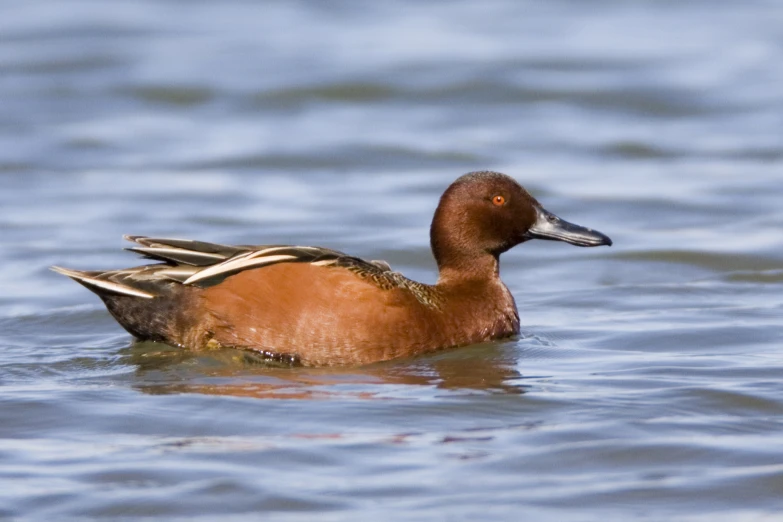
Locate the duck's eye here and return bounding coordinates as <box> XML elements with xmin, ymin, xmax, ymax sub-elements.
<box><xmin>492</xmin><ymin>195</ymin><xmax>506</xmax><ymax>206</ymax></box>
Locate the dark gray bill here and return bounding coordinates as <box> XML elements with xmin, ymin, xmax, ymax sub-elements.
<box><xmin>525</xmin><ymin>207</ymin><xmax>612</xmax><ymax>247</ymax></box>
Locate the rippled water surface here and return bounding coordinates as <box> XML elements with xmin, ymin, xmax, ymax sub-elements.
<box><xmin>2</xmin><ymin>1</ymin><xmax>783</xmax><ymax>520</ymax></box>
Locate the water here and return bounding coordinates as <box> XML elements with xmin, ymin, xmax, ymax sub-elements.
<box><xmin>2</xmin><ymin>0</ymin><xmax>783</xmax><ymax>519</ymax></box>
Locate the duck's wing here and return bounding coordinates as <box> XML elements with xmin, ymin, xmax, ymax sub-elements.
<box><xmin>53</xmin><ymin>236</ymin><xmax>392</xmax><ymax>299</ymax></box>
<box><xmin>123</xmin><ymin>235</ymin><xmax>252</xmax><ymax>266</ymax></box>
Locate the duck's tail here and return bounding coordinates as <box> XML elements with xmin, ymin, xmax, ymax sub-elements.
<box><xmin>51</xmin><ymin>265</ymin><xmax>196</xmax><ymax>343</ymax></box>
<box><xmin>51</xmin><ymin>266</ymin><xmax>156</xmax><ymax>299</ymax></box>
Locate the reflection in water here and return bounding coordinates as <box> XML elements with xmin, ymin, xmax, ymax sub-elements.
<box><xmin>123</xmin><ymin>339</ymin><xmax>528</xmax><ymax>399</ymax></box>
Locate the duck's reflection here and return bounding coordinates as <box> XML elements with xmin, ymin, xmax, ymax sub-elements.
<box><xmin>123</xmin><ymin>339</ymin><xmax>528</xmax><ymax>399</ymax></box>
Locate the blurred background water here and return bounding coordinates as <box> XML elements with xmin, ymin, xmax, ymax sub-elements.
<box><xmin>1</xmin><ymin>0</ymin><xmax>782</xmax><ymax>520</ymax></box>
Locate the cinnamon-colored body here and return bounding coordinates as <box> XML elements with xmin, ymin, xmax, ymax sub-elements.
<box><xmin>163</xmin><ymin>264</ymin><xmax>515</xmax><ymax>366</ymax></box>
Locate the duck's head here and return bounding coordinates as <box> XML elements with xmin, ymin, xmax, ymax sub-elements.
<box><xmin>430</xmin><ymin>171</ymin><xmax>612</xmax><ymax>277</ymax></box>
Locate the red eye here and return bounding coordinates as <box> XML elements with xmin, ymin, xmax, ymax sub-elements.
<box><xmin>492</xmin><ymin>195</ymin><xmax>505</xmax><ymax>206</ymax></box>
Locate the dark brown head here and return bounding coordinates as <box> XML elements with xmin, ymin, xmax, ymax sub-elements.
<box><xmin>430</xmin><ymin>171</ymin><xmax>611</xmax><ymax>279</ymax></box>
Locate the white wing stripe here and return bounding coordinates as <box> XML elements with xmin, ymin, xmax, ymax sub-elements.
<box><xmin>247</xmin><ymin>246</ymin><xmax>295</xmax><ymax>257</ymax></box>
<box><xmin>82</xmin><ymin>277</ymin><xmax>155</xmax><ymax>299</ymax></box>
<box><xmin>183</xmin><ymin>254</ymin><xmax>297</xmax><ymax>285</ymax></box>
<box><xmin>136</xmin><ymin>247</ymin><xmax>226</xmax><ymax>260</ymax></box>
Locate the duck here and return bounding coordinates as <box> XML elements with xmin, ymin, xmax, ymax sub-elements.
<box><xmin>52</xmin><ymin>171</ymin><xmax>611</xmax><ymax>366</ymax></box>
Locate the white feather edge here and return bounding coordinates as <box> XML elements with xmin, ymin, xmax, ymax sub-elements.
<box><xmin>124</xmin><ymin>235</ymin><xmax>193</xmax><ymax>244</ymax></box>
<box><xmin>51</xmin><ymin>267</ymin><xmax>155</xmax><ymax>299</ymax></box>
<box><xmin>133</xmin><ymin>247</ymin><xmax>226</xmax><ymax>260</ymax></box>
<box><xmin>245</xmin><ymin>246</ymin><xmax>320</xmax><ymax>258</ymax></box>
<box><xmin>311</xmin><ymin>259</ymin><xmax>337</xmax><ymax>266</ymax></box>
<box><xmin>182</xmin><ymin>254</ymin><xmax>297</xmax><ymax>285</ymax></box>
<box><xmin>82</xmin><ymin>278</ymin><xmax>156</xmax><ymax>299</ymax></box>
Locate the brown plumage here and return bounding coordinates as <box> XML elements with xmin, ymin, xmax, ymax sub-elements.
<box><xmin>52</xmin><ymin>171</ymin><xmax>612</xmax><ymax>366</ymax></box>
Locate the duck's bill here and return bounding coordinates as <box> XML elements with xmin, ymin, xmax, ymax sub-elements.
<box><xmin>525</xmin><ymin>207</ymin><xmax>612</xmax><ymax>247</ymax></box>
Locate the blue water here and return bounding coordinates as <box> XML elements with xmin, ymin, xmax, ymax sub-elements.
<box><xmin>2</xmin><ymin>1</ymin><xmax>783</xmax><ymax>520</ymax></box>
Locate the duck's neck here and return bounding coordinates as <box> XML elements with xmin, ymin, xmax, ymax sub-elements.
<box><xmin>430</xmin><ymin>205</ymin><xmax>504</xmax><ymax>285</ymax></box>
<box><xmin>433</xmin><ymin>253</ymin><xmax>520</xmax><ymax>342</ymax></box>
<box><xmin>435</xmin><ymin>252</ymin><xmax>500</xmax><ymax>286</ymax></box>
